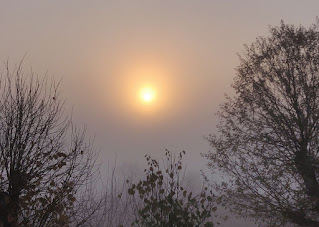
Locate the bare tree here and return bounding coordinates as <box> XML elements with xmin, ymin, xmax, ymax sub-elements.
<box><xmin>0</xmin><ymin>61</ymin><xmax>98</xmax><ymax>226</ymax></box>
<box><xmin>74</xmin><ymin>160</ymin><xmax>136</xmax><ymax>227</ymax></box>
<box><xmin>205</xmin><ymin>19</ymin><xmax>319</xmax><ymax>226</ymax></box>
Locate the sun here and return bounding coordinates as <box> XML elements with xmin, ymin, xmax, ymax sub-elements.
<box><xmin>143</xmin><ymin>93</ymin><xmax>152</xmax><ymax>102</ymax></box>
<box><xmin>140</xmin><ymin>87</ymin><xmax>155</xmax><ymax>103</ymax></box>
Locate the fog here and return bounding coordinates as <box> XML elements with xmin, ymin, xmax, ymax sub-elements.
<box><xmin>1</xmin><ymin>1</ymin><xmax>319</xmax><ymax>226</ymax></box>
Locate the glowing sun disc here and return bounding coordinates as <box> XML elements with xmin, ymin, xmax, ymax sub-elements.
<box><xmin>143</xmin><ymin>93</ymin><xmax>152</xmax><ymax>102</ymax></box>
<box><xmin>140</xmin><ymin>87</ymin><xmax>155</xmax><ymax>103</ymax></box>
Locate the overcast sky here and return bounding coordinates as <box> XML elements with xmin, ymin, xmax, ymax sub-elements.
<box><xmin>1</xmin><ymin>1</ymin><xmax>319</xmax><ymax>226</ymax></box>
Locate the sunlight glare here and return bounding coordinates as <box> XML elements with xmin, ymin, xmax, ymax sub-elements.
<box><xmin>140</xmin><ymin>87</ymin><xmax>155</xmax><ymax>103</ymax></box>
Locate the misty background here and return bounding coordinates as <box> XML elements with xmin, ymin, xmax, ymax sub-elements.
<box><xmin>1</xmin><ymin>1</ymin><xmax>319</xmax><ymax>226</ymax></box>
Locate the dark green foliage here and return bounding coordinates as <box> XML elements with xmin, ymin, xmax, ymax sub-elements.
<box><xmin>128</xmin><ymin>150</ymin><xmax>216</xmax><ymax>227</ymax></box>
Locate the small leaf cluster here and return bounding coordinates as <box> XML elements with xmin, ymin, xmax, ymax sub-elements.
<box><xmin>128</xmin><ymin>150</ymin><xmax>216</xmax><ymax>227</ymax></box>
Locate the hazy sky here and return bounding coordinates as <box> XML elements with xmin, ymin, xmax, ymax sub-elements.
<box><xmin>1</xmin><ymin>1</ymin><xmax>319</xmax><ymax>226</ymax></box>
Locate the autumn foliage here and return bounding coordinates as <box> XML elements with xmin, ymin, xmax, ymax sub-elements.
<box><xmin>0</xmin><ymin>63</ymin><xmax>97</xmax><ymax>226</ymax></box>
<box><xmin>128</xmin><ymin>150</ymin><xmax>216</xmax><ymax>227</ymax></box>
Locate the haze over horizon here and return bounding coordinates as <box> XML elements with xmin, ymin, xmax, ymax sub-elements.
<box><xmin>1</xmin><ymin>1</ymin><xmax>319</xmax><ymax>226</ymax></box>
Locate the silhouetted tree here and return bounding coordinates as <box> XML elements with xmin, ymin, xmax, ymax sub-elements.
<box><xmin>0</xmin><ymin>61</ymin><xmax>97</xmax><ymax>226</ymax></box>
<box><xmin>128</xmin><ymin>150</ymin><xmax>216</xmax><ymax>227</ymax></box>
<box><xmin>205</xmin><ymin>19</ymin><xmax>319</xmax><ymax>226</ymax></box>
